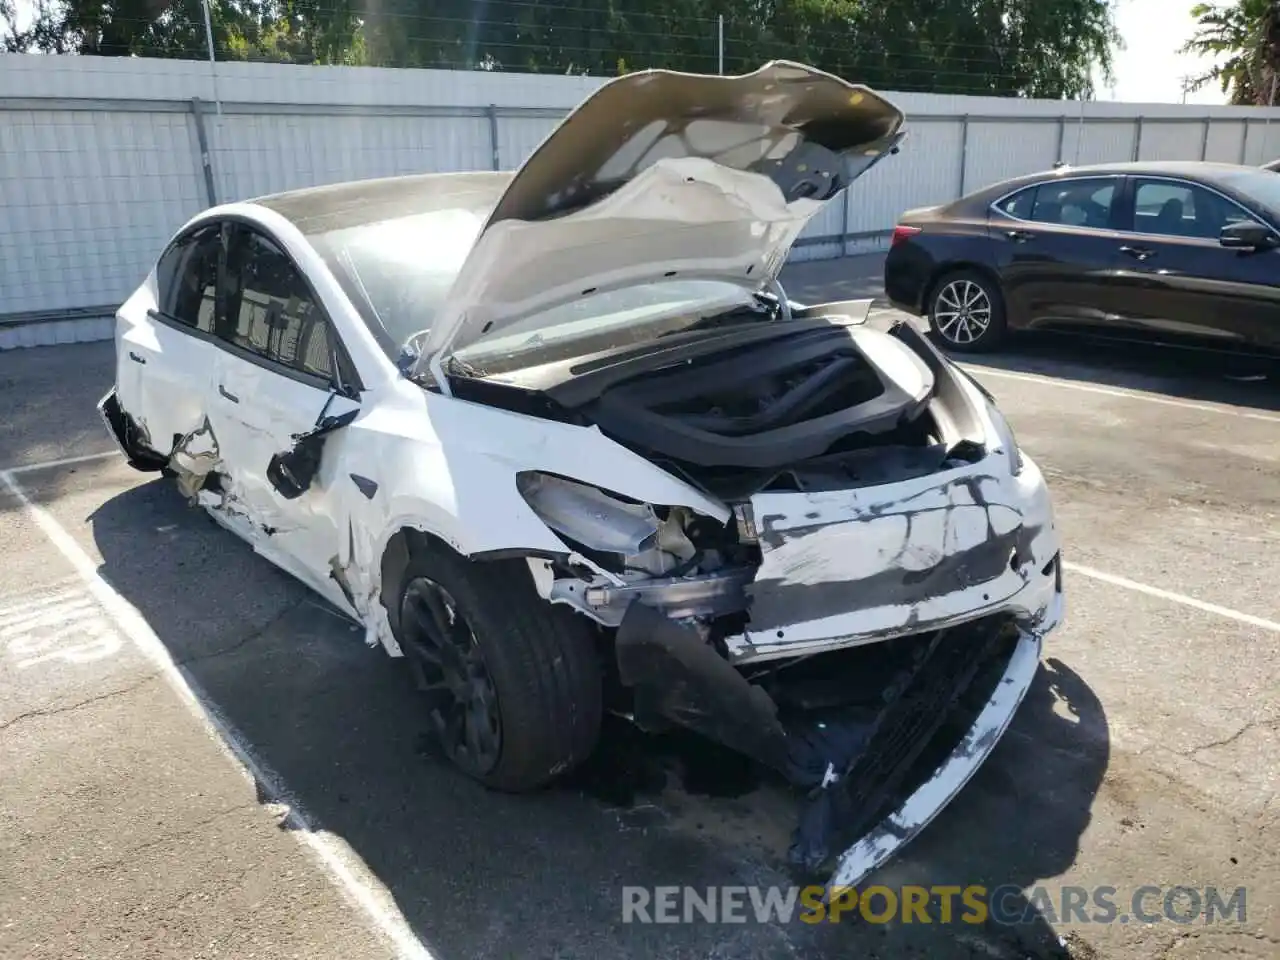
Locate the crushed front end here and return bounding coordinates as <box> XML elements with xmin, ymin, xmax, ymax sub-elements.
<box><xmin>516</xmin><ymin>310</ymin><xmax>1063</xmax><ymax>885</ymax></box>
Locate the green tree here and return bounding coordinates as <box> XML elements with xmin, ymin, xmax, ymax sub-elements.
<box><xmin>1182</xmin><ymin>0</ymin><xmax>1280</xmax><ymax>104</ymax></box>
<box><xmin>4</xmin><ymin>0</ymin><xmax>1121</xmax><ymax>99</ymax></box>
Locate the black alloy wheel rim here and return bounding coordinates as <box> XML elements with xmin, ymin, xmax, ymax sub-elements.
<box><xmin>400</xmin><ymin>577</ymin><xmax>502</xmax><ymax>776</ymax></box>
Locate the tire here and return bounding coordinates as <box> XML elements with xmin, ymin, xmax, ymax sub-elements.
<box><xmin>927</xmin><ymin>269</ymin><xmax>1007</xmax><ymax>352</ymax></box>
<box><xmin>393</xmin><ymin>546</ymin><xmax>603</xmax><ymax>792</ymax></box>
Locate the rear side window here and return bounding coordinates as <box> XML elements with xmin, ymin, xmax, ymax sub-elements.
<box><xmin>1028</xmin><ymin>179</ymin><xmax>1117</xmax><ymax>229</ymax></box>
<box><xmin>994</xmin><ymin>186</ymin><xmax>1037</xmax><ymax>220</ymax></box>
<box><xmin>156</xmin><ymin>226</ymin><xmax>221</xmax><ymax>333</ymax></box>
<box><xmin>221</xmin><ymin>227</ymin><xmax>339</xmax><ymax>383</ymax></box>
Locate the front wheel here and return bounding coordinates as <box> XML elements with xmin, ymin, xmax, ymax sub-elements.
<box><xmin>927</xmin><ymin>270</ymin><xmax>1007</xmax><ymax>352</ymax></box>
<box><xmin>394</xmin><ymin>548</ymin><xmax>603</xmax><ymax>792</ymax></box>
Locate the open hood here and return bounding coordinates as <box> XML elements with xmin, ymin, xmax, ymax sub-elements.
<box><xmin>414</xmin><ymin>61</ymin><xmax>906</xmax><ymax>379</ymax></box>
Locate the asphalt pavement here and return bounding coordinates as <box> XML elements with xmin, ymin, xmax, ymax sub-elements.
<box><xmin>1</xmin><ymin>253</ymin><xmax>1278</xmax><ymax>960</ymax></box>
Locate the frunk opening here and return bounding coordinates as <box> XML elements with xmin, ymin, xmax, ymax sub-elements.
<box><xmin>579</xmin><ymin>324</ymin><xmax>951</xmax><ymax>500</ymax></box>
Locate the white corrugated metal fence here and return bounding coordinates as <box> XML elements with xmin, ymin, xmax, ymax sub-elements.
<box><xmin>4</xmin><ymin>54</ymin><xmax>1280</xmax><ymax>348</ymax></box>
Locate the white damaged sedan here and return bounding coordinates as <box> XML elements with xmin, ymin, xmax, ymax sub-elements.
<box><xmin>99</xmin><ymin>61</ymin><xmax>1063</xmax><ymax>887</ymax></box>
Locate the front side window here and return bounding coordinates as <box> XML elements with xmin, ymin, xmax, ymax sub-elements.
<box><xmin>221</xmin><ymin>227</ymin><xmax>339</xmax><ymax>383</ymax></box>
<box><xmin>157</xmin><ymin>225</ymin><xmax>221</xmax><ymax>333</ymax></box>
<box><xmin>1028</xmin><ymin>179</ymin><xmax>1117</xmax><ymax>229</ymax></box>
<box><xmin>1132</xmin><ymin>179</ymin><xmax>1259</xmax><ymax>240</ymax></box>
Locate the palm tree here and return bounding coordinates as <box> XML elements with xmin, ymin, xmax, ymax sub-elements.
<box><xmin>1182</xmin><ymin>0</ymin><xmax>1280</xmax><ymax>105</ymax></box>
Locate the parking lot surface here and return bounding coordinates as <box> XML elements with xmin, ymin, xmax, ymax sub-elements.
<box><xmin>1</xmin><ymin>253</ymin><xmax>1278</xmax><ymax>960</ymax></box>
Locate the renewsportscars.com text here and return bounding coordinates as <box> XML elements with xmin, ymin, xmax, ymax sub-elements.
<box><xmin>621</xmin><ymin>884</ymin><xmax>1247</xmax><ymax>926</ymax></box>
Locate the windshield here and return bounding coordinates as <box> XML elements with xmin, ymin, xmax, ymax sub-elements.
<box><xmin>1219</xmin><ymin>168</ymin><xmax>1280</xmax><ymax>216</ymax></box>
<box><xmin>308</xmin><ymin>208</ymin><xmax>486</xmax><ymax>358</ymax></box>
<box><xmin>450</xmin><ymin>280</ymin><xmax>759</xmax><ymax>376</ymax></box>
<box><xmin>308</xmin><ymin>213</ymin><xmax>755</xmax><ymax>371</ymax></box>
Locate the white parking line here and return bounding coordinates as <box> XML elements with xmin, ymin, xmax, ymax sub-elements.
<box><xmin>1065</xmin><ymin>561</ymin><xmax>1280</xmax><ymax>634</ymax></box>
<box><xmin>963</xmin><ymin>366</ymin><xmax>1280</xmax><ymax>424</ymax></box>
<box><xmin>0</xmin><ymin>468</ymin><xmax>436</xmax><ymax>960</ymax></box>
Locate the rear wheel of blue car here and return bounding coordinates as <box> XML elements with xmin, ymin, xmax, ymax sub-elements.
<box><xmin>395</xmin><ymin>547</ymin><xmax>603</xmax><ymax>792</ymax></box>
<box><xmin>928</xmin><ymin>270</ymin><xmax>1007</xmax><ymax>352</ymax></box>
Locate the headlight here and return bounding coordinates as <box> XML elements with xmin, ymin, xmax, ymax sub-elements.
<box><xmin>516</xmin><ymin>471</ymin><xmax>660</xmax><ymax>554</ymax></box>
<box><xmin>987</xmin><ymin>405</ymin><xmax>1025</xmax><ymax>477</ymax></box>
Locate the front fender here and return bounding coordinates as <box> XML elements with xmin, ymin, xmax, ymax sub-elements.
<box><xmin>342</xmin><ymin>386</ymin><xmax>734</xmax><ymax>655</ymax></box>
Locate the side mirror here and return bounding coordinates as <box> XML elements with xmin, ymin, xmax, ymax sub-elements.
<box><xmin>1220</xmin><ymin>221</ymin><xmax>1277</xmax><ymax>250</ymax></box>
<box><xmin>266</xmin><ymin>407</ymin><xmax>359</xmax><ymax>500</ymax></box>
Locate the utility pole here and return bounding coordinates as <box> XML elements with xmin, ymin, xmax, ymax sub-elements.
<box><xmin>200</xmin><ymin>0</ymin><xmax>222</xmax><ymax>116</ymax></box>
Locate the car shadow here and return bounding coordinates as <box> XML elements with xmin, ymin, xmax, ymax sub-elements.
<box><xmin>87</xmin><ymin>477</ymin><xmax>1109</xmax><ymax>960</ymax></box>
<box><xmin>948</xmin><ymin>330</ymin><xmax>1280</xmax><ymax>414</ymax></box>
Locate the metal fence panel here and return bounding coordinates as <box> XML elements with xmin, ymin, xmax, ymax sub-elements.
<box><xmin>0</xmin><ymin>107</ymin><xmax>204</xmax><ymax>316</ymax></box>
<box><xmin>1204</xmin><ymin>120</ymin><xmax>1246</xmax><ymax>162</ymax></box>
<box><xmin>1241</xmin><ymin>119</ymin><xmax>1280</xmax><ymax>165</ymax></box>
<box><xmin>964</xmin><ymin>119</ymin><xmax>1061</xmax><ymax>193</ymax></box>
<box><xmin>497</xmin><ymin>116</ymin><xmax>562</xmax><ymax>170</ymax></box>
<box><xmin>1061</xmin><ymin>119</ymin><xmax>1138</xmax><ymax>166</ymax></box>
<box><xmin>846</xmin><ymin>118</ymin><xmax>966</xmax><ymax>236</ymax></box>
<box><xmin>1138</xmin><ymin>121</ymin><xmax>1198</xmax><ymax>161</ymax></box>
<box><xmin>205</xmin><ymin>112</ymin><xmax>492</xmax><ymax>201</ymax></box>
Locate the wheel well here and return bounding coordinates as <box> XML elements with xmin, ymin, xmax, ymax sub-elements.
<box><xmin>378</xmin><ymin>527</ymin><xmax>455</xmax><ymax>636</ymax></box>
<box><xmin>922</xmin><ymin>262</ymin><xmax>1003</xmax><ymax>316</ymax></box>
<box><xmin>377</xmin><ymin>527</ymin><xmax>558</xmax><ymax>635</ymax></box>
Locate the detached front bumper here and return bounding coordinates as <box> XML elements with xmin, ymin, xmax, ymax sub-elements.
<box><xmin>616</xmin><ymin>584</ymin><xmax>1062</xmax><ymax>885</ymax></box>
<box><xmin>827</xmin><ymin>609</ymin><xmax>1053</xmax><ymax>891</ymax></box>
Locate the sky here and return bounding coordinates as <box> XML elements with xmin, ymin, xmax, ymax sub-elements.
<box><xmin>3</xmin><ymin>0</ymin><xmax>1235</xmax><ymax>105</ymax></box>
<box><xmin>1104</xmin><ymin>0</ymin><xmax>1227</xmax><ymax>104</ymax></box>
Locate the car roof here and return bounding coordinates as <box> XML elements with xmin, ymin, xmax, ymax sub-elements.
<box><xmin>1042</xmin><ymin>160</ymin><xmax>1251</xmax><ymax>180</ymax></box>
<box><xmin>252</xmin><ymin>171</ymin><xmax>515</xmax><ymax>235</ymax></box>
<box><xmin>954</xmin><ymin>160</ymin><xmax>1267</xmax><ymax>209</ymax></box>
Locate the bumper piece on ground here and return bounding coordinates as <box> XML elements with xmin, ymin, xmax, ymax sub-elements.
<box><xmin>614</xmin><ymin>592</ymin><xmax>1056</xmax><ymax>887</ymax></box>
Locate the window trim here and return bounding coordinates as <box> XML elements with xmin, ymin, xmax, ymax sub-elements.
<box><xmin>152</xmin><ymin>216</ymin><xmax>365</xmax><ymax>399</ymax></box>
<box><xmin>988</xmin><ymin>175</ymin><xmax>1125</xmax><ymax>232</ymax></box>
<box><xmin>1116</xmin><ymin>173</ymin><xmax>1274</xmax><ymax>244</ymax></box>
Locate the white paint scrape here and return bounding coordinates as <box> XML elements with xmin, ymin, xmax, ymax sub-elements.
<box><xmin>0</xmin><ymin>468</ymin><xmax>436</xmax><ymax>960</ymax></box>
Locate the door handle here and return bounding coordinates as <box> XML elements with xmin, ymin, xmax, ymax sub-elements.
<box><xmin>128</xmin><ymin>351</ymin><xmax>146</xmax><ymax>365</ymax></box>
<box><xmin>1119</xmin><ymin>245</ymin><xmax>1155</xmax><ymax>261</ymax></box>
<box><xmin>218</xmin><ymin>384</ymin><xmax>240</xmax><ymax>404</ymax></box>
<box><xmin>1005</xmin><ymin>229</ymin><xmax>1034</xmax><ymax>242</ymax></box>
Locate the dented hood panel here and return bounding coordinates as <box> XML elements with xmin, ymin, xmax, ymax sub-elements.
<box><xmin>416</xmin><ymin>61</ymin><xmax>905</xmax><ymax>367</ymax></box>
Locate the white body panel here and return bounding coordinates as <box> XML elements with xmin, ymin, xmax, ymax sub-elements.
<box><xmin>114</xmin><ymin>280</ymin><xmax>214</xmax><ymax>460</ymax></box>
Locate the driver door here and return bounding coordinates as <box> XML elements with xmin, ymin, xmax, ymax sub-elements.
<box><xmin>204</xmin><ymin>223</ymin><xmax>362</xmax><ymax>608</ymax></box>
<box><xmin>1107</xmin><ymin>176</ymin><xmax>1280</xmax><ymax>348</ymax></box>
